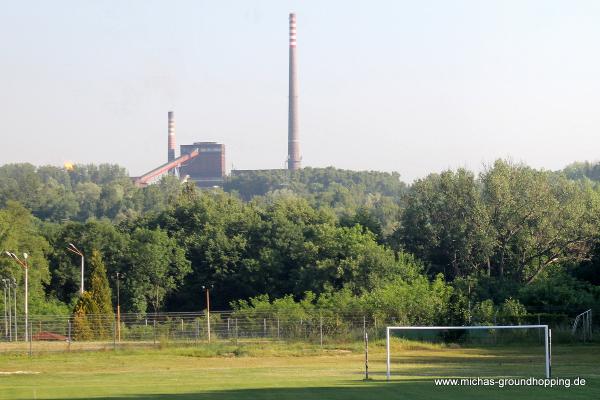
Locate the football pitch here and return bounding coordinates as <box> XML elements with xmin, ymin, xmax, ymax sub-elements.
<box><xmin>1</xmin><ymin>341</ymin><xmax>599</xmax><ymax>399</ymax></box>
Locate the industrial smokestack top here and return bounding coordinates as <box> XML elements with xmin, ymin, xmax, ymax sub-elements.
<box><xmin>168</xmin><ymin>111</ymin><xmax>176</xmax><ymax>164</ymax></box>
<box><xmin>287</xmin><ymin>12</ymin><xmax>301</xmax><ymax>171</ymax></box>
<box><xmin>289</xmin><ymin>13</ymin><xmax>297</xmax><ymax>47</ymax></box>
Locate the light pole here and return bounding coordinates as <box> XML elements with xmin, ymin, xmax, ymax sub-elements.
<box><xmin>2</xmin><ymin>279</ymin><xmax>7</xmax><ymax>339</ymax></box>
<box><xmin>202</xmin><ymin>285</ymin><xmax>213</xmax><ymax>343</ymax></box>
<box><xmin>5</xmin><ymin>252</ymin><xmax>29</xmax><ymax>342</ymax></box>
<box><xmin>12</xmin><ymin>278</ymin><xmax>17</xmax><ymax>341</ymax></box>
<box><xmin>67</xmin><ymin>243</ymin><xmax>84</xmax><ymax>295</ymax></box>
<box><xmin>115</xmin><ymin>272</ymin><xmax>123</xmax><ymax>342</ymax></box>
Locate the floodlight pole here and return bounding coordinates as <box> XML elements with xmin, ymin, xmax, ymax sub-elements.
<box><xmin>22</xmin><ymin>257</ymin><xmax>28</xmax><ymax>343</ymax></box>
<box><xmin>5</xmin><ymin>279</ymin><xmax>11</xmax><ymax>341</ymax></box>
<box><xmin>203</xmin><ymin>286</ymin><xmax>211</xmax><ymax>343</ymax></box>
<box><xmin>2</xmin><ymin>279</ymin><xmax>7</xmax><ymax>338</ymax></box>
<box><xmin>115</xmin><ymin>272</ymin><xmax>121</xmax><ymax>342</ymax></box>
<box><xmin>24</xmin><ymin>261</ymin><xmax>28</xmax><ymax>342</ymax></box>
<box><xmin>5</xmin><ymin>252</ymin><xmax>29</xmax><ymax>342</ymax></box>
<box><xmin>12</xmin><ymin>279</ymin><xmax>17</xmax><ymax>341</ymax></box>
<box><xmin>80</xmin><ymin>255</ymin><xmax>84</xmax><ymax>294</ymax></box>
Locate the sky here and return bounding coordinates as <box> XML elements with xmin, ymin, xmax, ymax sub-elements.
<box><xmin>1</xmin><ymin>0</ymin><xmax>600</xmax><ymax>182</ymax></box>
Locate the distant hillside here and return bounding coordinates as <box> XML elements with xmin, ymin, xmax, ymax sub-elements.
<box><xmin>224</xmin><ymin>167</ymin><xmax>407</xmax><ymax>236</ymax></box>
<box><xmin>224</xmin><ymin>167</ymin><xmax>406</xmax><ymax>202</ymax></box>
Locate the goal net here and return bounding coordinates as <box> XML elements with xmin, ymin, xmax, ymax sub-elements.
<box><xmin>386</xmin><ymin>325</ymin><xmax>551</xmax><ymax>380</ymax></box>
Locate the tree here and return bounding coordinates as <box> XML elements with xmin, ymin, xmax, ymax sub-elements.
<box><xmin>72</xmin><ymin>291</ymin><xmax>98</xmax><ymax>341</ymax></box>
<box><xmin>127</xmin><ymin>228</ymin><xmax>190</xmax><ymax>314</ymax></box>
<box><xmin>70</xmin><ymin>249</ymin><xmax>114</xmax><ymax>339</ymax></box>
<box><xmin>89</xmin><ymin>250</ymin><xmax>113</xmax><ymax>316</ymax></box>
<box><xmin>0</xmin><ymin>201</ymin><xmax>52</xmax><ymax>315</ymax></box>
<box><xmin>398</xmin><ymin>169</ymin><xmax>494</xmax><ymax>279</ymax></box>
<box><xmin>481</xmin><ymin>160</ymin><xmax>600</xmax><ymax>282</ymax></box>
<box><xmin>45</xmin><ymin>220</ymin><xmax>129</xmax><ymax>306</ymax></box>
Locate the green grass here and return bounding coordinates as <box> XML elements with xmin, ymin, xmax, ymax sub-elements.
<box><xmin>1</xmin><ymin>341</ymin><xmax>599</xmax><ymax>399</ymax></box>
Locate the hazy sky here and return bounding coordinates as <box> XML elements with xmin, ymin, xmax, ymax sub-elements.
<box><xmin>1</xmin><ymin>0</ymin><xmax>599</xmax><ymax>182</ymax></box>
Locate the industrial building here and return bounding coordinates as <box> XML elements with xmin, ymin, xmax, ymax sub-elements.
<box><xmin>134</xmin><ymin>12</ymin><xmax>300</xmax><ymax>187</ymax></box>
<box><xmin>134</xmin><ymin>111</ymin><xmax>226</xmax><ymax>187</ymax></box>
<box><xmin>179</xmin><ymin>142</ymin><xmax>226</xmax><ymax>187</ymax></box>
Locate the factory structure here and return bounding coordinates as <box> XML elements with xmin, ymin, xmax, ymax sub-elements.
<box><xmin>134</xmin><ymin>110</ymin><xmax>226</xmax><ymax>188</ymax></box>
<box><xmin>134</xmin><ymin>13</ymin><xmax>301</xmax><ymax>188</ymax></box>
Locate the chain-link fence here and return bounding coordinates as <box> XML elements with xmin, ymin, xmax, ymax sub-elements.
<box><xmin>0</xmin><ymin>310</ymin><xmax>595</xmax><ymax>355</ymax></box>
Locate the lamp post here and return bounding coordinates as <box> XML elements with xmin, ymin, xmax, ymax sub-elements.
<box><xmin>5</xmin><ymin>252</ymin><xmax>29</xmax><ymax>342</ymax></box>
<box><xmin>67</xmin><ymin>243</ymin><xmax>84</xmax><ymax>295</ymax></box>
<box><xmin>115</xmin><ymin>272</ymin><xmax>123</xmax><ymax>342</ymax></box>
<box><xmin>202</xmin><ymin>285</ymin><xmax>213</xmax><ymax>343</ymax></box>
<box><xmin>12</xmin><ymin>278</ymin><xmax>17</xmax><ymax>341</ymax></box>
<box><xmin>1</xmin><ymin>279</ymin><xmax>7</xmax><ymax>339</ymax></box>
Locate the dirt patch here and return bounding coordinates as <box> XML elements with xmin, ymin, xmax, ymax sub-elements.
<box><xmin>0</xmin><ymin>371</ymin><xmax>40</xmax><ymax>375</ymax></box>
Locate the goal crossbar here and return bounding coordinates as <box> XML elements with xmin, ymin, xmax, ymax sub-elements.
<box><xmin>386</xmin><ymin>325</ymin><xmax>551</xmax><ymax>380</ymax></box>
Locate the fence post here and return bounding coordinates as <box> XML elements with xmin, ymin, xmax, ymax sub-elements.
<box><xmin>153</xmin><ymin>319</ymin><xmax>157</xmax><ymax>346</ymax></box>
<box><xmin>584</xmin><ymin>312</ymin><xmax>587</xmax><ymax>342</ymax></box>
<box><xmin>277</xmin><ymin>318</ymin><xmax>280</xmax><ymax>340</ymax></box>
<box><xmin>590</xmin><ymin>310</ymin><xmax>593</xmax><ymax>340</ymax></box>
<box><xmin>29</xmin><ymin>322</ymin><xmax>32</xmax><ymax>357</ymax></box>
<box><xmin>227</xmin><ymin>318</ymin><xmax>230</xmax><ymax>338</ymax></box>
<box><xmin>263</xmin><ymin>318</ymin><xmax>266</xmax><ymax>338</ymax></box>
<box><xmin>235</xmin><ymin>318</ymin><xmax>238</xmax><ymax>345</ymax></box>
<box><xmin>364</xmin><ymin>331</ymin><xmax>369</xmax><ymax>380</ymax></box>
<box><xmin>320</xmin><ymin>315</ymin><xmax>323</xmax><ymax>348</ymax></box>
<box><xmin>373</xmin><ymin>316</ymin><xmax>376</xmax><ymax>340</ymax></box>
<box><xmin>195</xmin><ymin>319</ymin><xmax>200</xmax><ymax>343</ymax></box>
<box><xmin>68</xmin><ymin>319</ymin><xmax>71</xmax><ymax>352</ymax></box>
<box><xmin>206</xmin><ymin>312</ymin><xmax>211</xmax><ymax>343</ymax></box>
<box><xmin>363</xmin><ymin>315</ymin><xmax>366</xmax><ymax>343</ymax></box>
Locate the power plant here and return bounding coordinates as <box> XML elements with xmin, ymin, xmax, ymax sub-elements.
<box><xmin>134</xmin><ymin>112</ymin><xmax>226</xmax><ymax>187</ymax></box>
<box><xmin>134</xmin><ymin>13</ymin><xmax>301</xmax><ymax>187</ymax></box>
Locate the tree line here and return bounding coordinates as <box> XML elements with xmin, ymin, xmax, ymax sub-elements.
<box><xmin>0</xmin><ymin>160</ymin><xmax>598</xmax><ymax>327</ymax></box>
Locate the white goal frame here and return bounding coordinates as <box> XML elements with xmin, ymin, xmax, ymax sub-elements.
<box><xmin>386</xmin><ymin>325</ymin><xmax>551</xmax><ymax>380</ymax></box>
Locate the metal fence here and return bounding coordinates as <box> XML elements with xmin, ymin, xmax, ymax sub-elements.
<box><xmin>0</xmin><ymin>310</ymin><xmax>595</xmax><ymax>355</ymax></box>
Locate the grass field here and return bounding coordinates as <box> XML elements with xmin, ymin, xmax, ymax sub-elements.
<box><xmin>1</xmin><ymin>340</ymin><xmax>599</xmax><ymax>399</ymax></box>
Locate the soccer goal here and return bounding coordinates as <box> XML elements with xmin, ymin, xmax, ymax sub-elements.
<box><xmin>386</xmin><ymin>325</ymin><xmax>551</xmax><ymax>380</ymax></box>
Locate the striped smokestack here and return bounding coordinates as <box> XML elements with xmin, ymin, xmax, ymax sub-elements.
<box><xmin>168</xmin><ymin>111</ymin><xmax>176</xmax><ymax>163</ymax></box>
<box><xmin>287</xmin><ymin>12</ymin><xmax>301</xmax><ymax>170</ymax></box>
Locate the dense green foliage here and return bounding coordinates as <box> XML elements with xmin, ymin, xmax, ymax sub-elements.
<box><xmin>0</xmin><ymin>161</ymin><xmax>598</xmax><ymax>327</ymax></box>
<box><xmin>0</xmin><ymin>163</ymin><xmax>180</xmax><ymax>222</ymax></box>
<box><xmin>72</xmin><ymin>250</ymin><xmax>114</xmax><ymax>339</ymax></box>
<box><xmin>225</xmin><ymin>167</ymin><xmax>406</xmax><ymax>237</ymax></box>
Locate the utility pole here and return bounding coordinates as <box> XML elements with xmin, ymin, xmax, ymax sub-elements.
<box><xmin>115</xmin><ymin>272</ymin><xmax>122</xmax><ymax>342</ymax></box>
<box><xmin>5</xmin><ymin>252</ymin><xmax>29</xmax><ymax>342</ymax></box>
<box><xmin>4</xmin><ymin>279</ymin><xmax>11</xmax><ymax>341</ymax></box>
<box><xmin>2</xmin><ymin>279</ymin><xmax>7</xmax><ymax>338</ymax></box>
<box><xmin>202</xmin><ymin>285</ymin><xmax>212</xmax><ymax>343</ymax></box>
<box><xmin>12</xmin><ymin>278</ymin><xmax>17</xmax><ymax>341</ymax></box>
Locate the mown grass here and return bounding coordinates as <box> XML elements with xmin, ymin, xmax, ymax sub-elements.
<box><xmin>1</xmin><ymin>340</ymin><xmax>598</xmax><ymax>399</ymax></box>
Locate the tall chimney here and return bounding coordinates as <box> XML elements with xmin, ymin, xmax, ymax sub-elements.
<box><xmin>168</xmin><ymin>111</ymin><xmax>176</xmax><ymax>163</ymax></box>
<box><xmin>287</xmin><ymin>12</ymin><xmax>301</xmax><ymax>170</ymax></box>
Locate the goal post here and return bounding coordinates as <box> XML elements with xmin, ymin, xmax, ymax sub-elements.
<box><xmin>386</xmin><ymin>325</ymin><xmax>551</xmax><ymax>380</ymax></box>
